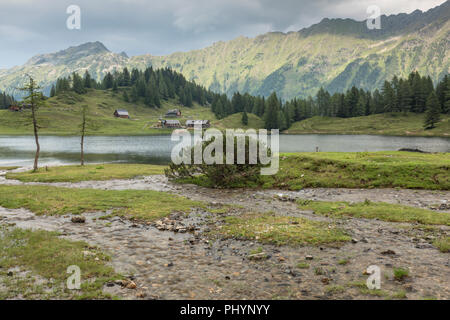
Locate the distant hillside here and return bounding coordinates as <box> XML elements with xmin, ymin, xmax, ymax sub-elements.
<box><xmin>0</xmin><ymin>1</ymin><xmax>448</xmax><ymax>99</ymax></box>
<box><xmin>0</xmin><ymin>89</ymin><xmax>216</xmax><ymax>135</ymax></box>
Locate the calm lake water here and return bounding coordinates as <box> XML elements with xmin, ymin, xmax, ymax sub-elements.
<box><xmin>0</xmin><ymin>134</ymin><xmax>449</xmax><ymax>167</ymax></box>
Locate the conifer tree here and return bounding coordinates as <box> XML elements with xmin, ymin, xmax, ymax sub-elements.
<box><xmin>241</xmin><ymin>109</ymin><xmax>248</xmax><ymax>125</ymax></box>
<box><xmin>424</xmin><ymin>92</ymin><xmax>441</xmax><ymax>129</ymax></box>
<box><xmin>264</xmin><ymin>92</ymin><xmax>280</xmax><ymax>130</ymax></box>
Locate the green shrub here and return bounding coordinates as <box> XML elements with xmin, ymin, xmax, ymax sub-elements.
<box><xmin>165</xmin><ymin>134</ymin><xmax>270</xmax><ymax>187</ymax></box>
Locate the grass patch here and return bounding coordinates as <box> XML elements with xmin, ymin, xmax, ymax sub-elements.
<box><xmin>296</xmin><ymin>262</ymin><xmax>310</xmax><ymax>269</ymax></box>
<box><xmin>348</xmin><ymin>281</ymin><xmax>389</xmax><ymax>297</ymax></box>
<box><xmin>214</xmin><ymin>112</ymin><xmax>264</xmax><ymax>130</ymax></box>
<box><xmin>6</xmin><ymin>164</ymin><xmax>166</xmax><ymax>183</ymax></box>
<box><xmin>393</xmin><ymin>267</ymin><xmax>409</xmax><ymax>281</ymax></box>
<box><xmin>0</xmin><ymin>226</ymin><xmax>120</xmax><ymax>299</ymax></box>
<box><xmin>209</xmin><ymin>212</ymin><xmax>351</xmax><ymax>246</ymax></box>
<box><xmin>286</xmin><ymin>113</ymin><xmax>450</xmax><ymax>137</ymax></box>
<box><xmin>296</xmin><ymin>199</ymin><xmax>450</xmax><ymax>225</ymax></box>
<box><xmin>390</xmin><ymin>290</ymin><xmax>407</xmax><ymax>299</ymax></box>
<box><xmin>326</xmin><ymin>285</ymin><xmax>346</xmax><ymax>294</ymax></box>
<box><xmin>433</xmin><ymin>236</ymin><xmax>450</xmax><ymax>253</ymax></box>
<box><xmin>0</xmin><ymin>185</ymin><xmax>202</xmax><ymax>221</ymax></box>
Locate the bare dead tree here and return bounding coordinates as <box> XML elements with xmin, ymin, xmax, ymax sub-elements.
<box><xmin>80</xmin><ymin>105</ymin><xmax>87</xmax><ymax>166</ymax></box>
<box><xmin>18</xmin><ymin>75</ymin><xmax>44</xmax><ymax>172</ymax></box>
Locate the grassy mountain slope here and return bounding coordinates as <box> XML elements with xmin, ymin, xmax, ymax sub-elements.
<box><xmin>286</xmin><ymin>113</ymin><xmax>450</xmax><ymax>137</ymax></box>
<box><xmin>0</xmin><ymin>89</ymin><xmax>216</xmax><ymax>135</ymax></box>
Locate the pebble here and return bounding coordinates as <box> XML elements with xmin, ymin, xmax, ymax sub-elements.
<box><xmin>71</xmin><ymin>216</ymin><xmax>86</xmax><ymax>223</ymax></box>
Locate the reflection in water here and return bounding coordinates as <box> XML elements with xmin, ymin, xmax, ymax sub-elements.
<box><xmin>0</xmin><ymin>134</ymin><xmax>449</xmax><ymax>167</ymax></box>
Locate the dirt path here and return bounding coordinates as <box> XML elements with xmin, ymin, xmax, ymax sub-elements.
<box><xmin>0</xmin><ymin>172</ymin><xmax>449</xmax><ymax>300</ymax></box>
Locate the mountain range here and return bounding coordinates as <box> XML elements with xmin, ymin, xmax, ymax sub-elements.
<box><xmin>0</xmin><ymin>0</ymin><xmax>449</xmax><ymax>99</ymax></box>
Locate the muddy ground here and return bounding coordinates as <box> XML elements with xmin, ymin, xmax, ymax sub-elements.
<box><xmin>0</xmin><ymin>171</ymin><xmax>449</xmax><ymax>300</ymax></box>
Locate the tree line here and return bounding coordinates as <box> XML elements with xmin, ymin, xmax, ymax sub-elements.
<box><xmin>210</xmin><ymin>71</ymin><xmax>449</xmax><ymax>130</ymax></box>
<box><xmin>51</xmin><ymin>67</ymin><xmax>214</xmax><ymax>108</ymax></box>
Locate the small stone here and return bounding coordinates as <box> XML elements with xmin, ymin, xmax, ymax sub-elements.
<box><xmin>106</xmin><ymin>282</ymin><xmax>115</xmax><ymax>287</ymax></box>
<box><xmin>305</xmin><ymin>255</ymin><xmax>314</xmax><ymax>260</ymax></box>
<box><xmin>126</xmin><ymin>281</ymin><xmax>137</xmax><ymax>289</ymax></box>
<box><xmin>71</xmin><ymin>216</ymin><xmax>86</xmax><ymax>223</ymax></box>
<box><xmin>381</xmin><ymin>249</ymin><xmax>396</xmax><ymax>255</ymax></box>
<box><xmin>351</xmin><ymin>238</ymin><xmax>358</xmax><ymax>244</ymax></box>
<box><xmin>115</xmin><ymin>279</ymin><xmax>130</xmax><ymax>287</ymax></box>
<box><xmin>404</xmin><ymin>285</ymin><xmax>415</xmax><ymax>292</ymax></box>
<box><xmin>248</xmin><ymin>252</ymin><xmax>268</xmax><ymax>261</ymax></box>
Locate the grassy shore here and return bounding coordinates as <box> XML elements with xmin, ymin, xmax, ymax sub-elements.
<box><xmin>0</xmin><ymin>185</ymin><xmax>202</xmax><ymax>221</ymax></box>
<box><xmin>6</xmin><ymin>164</ymin><xmax>166</xmax><ymax>183</ymax></box>
<box><xmin>296</xmin><ymin>199</ymin><xmax>450</xmax><ymax>225</ymax></box>
<box><xmin>285</xmin><ymin>113</ymin><xmax>450</xmax><ymax>137</ymax></box>
<box><xmin>182</xmin><ymin>151</ymin><xmax>450</xmax><ymax>190</ymax></box>
<box><xmin>265</xmin><ymin>151</ymin><xmax>450</xmax><ymax>190</ymax></box>
<box><xmin>0</xmin><ymin>226</ymin><xmax>120</xmax><ymax>299</ymax></box>
<box><xmin>7</xmin><ymin>152</ymin><xmax>449</xmax><ymax>190</ymax></box>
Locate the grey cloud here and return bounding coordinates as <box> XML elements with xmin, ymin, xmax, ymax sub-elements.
<box><xmin>0</xmin><ymin>0</ymin><xmax>445</xmax><ymax>68</ymax></box>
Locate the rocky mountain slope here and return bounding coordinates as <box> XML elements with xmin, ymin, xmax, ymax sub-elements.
<box><xmin>0</xmin><ymin>1</ymin><xmax>448</xmax><ymax>99</ymax></box>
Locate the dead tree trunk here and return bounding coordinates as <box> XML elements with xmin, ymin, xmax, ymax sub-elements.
<box><xmin>80</xmin><ymin>106</ymin><xmax>87</xmax><ymax>166</ymax></box>
<box><xmin>31</xmin><ymin>104</ymin><xmax>40</xmax><ymax>171</ymax></box>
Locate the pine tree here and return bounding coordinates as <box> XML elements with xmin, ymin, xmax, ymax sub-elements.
<box><xmin>112</xmin><ymin>80</ymin><xmax>118</xmax><ymax>92</ymax></box>
<box><xmin>50</xmin><ymin>85</ymin><xmax>56</xmax><ymax>97</ymax></box>
<box><xmin>72</xmin><ymin>72</ymin><xmax>86</xmax><ymax>94</ymax></box>
<box><xmin>264</xmin><ymin>92</ymin><xmax>280</xmax><ymax>130</ymax></box>
<box><xmin>382</xmin><ymin>81</ymin><xmax>395</xmax><ymax>113</ymax></box>
<box><xmin>241</xmin><ymin>109</ymin><xmax>248</xmax><ymax>125</ymax></box>
<box><xmin>424</xmin><ymin>92</ymin><xmax>441</xmax><ymax>129</ymax></box>
<box><xmin>122</xmin><ymin>67</ymin><xmax>131</xmax><ymax>86</ymax></box>
<box><xmin>123</xmin><ymin>90</ymin><xmax>129</xmax><ymax>102</ymax></box>
<box><xmin>83</xmin><ymin>71</ymin><xmax>92</xmax><ymax>88</ymax></box>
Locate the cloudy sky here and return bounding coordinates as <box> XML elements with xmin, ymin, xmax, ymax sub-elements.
<box><xmin>0</xmin><ymin>0</ymin><xmax>446</xmax><ymax>68</ymax></box>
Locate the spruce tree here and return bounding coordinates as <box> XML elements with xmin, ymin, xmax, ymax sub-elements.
<box><xmin>424</xmin><ymin>92</ymin><xmax>441</xmax><ymax>129</ymax></box>
<box><xmin>123</xmin><ymin>90</ymin><xmax>129</xmax><ymax>102</ymax></box>
<box><xmin>264</xmin><ymin>92</ymin><xmax>280</xmax><ymax>130</ymax></box>
<box><xmin>83</xmin><ymin>71</ymin><xmax>92</xmax><ymax>88</ymax></box>
<box><xmin>50</xmin><ymin>85</ymin><xmax>56</xmax><ymax>97</ymax></box>
<box><xmin>241</xmin><ymin>109</ymin><xmax>248</xmax><ymax>126</ymax></box>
